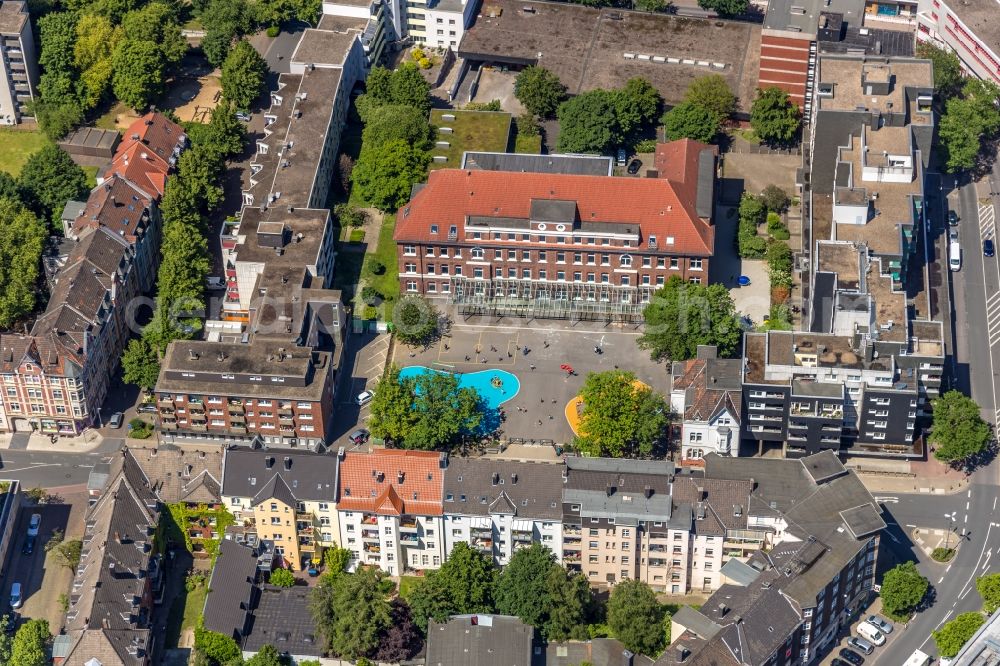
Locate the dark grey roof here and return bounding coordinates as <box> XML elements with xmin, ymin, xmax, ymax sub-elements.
<box><xmin>696</xmin><ymin>150</ymin><xmax>715</xmax><ymax>220</ymax></box>
<box><xmin>461</xmin><ymin>151</ymin><xmax>614</xmax><ymax>176</ymax></box>
<box><xmin>673</xmin><ymin>606</ymin><xmax>722</xmax><ymax>641</ymax></box>
<box><xmin>801</xmin><ymin>450</ymin><xmax>847</xmax><ymax>483</ymax></box>
<box><xmin>818</xmin><ymin>24</ymin><xmax>915</xmax><ymax>57</ymax></box>
<box><xmin>62</xmin><ymin>200</ymin><xmax>87</xmax><ymax>222</ymax></box>
<box><xmin>443</xmin><ymin>459</ymin><xmax>564</xmax><ymax>520</ymax></box>
<box><xmin>253</xmin><ymin>474</ymin><xmax>297</xmax><ymax>508</ymax></box>
<box><xmin>547</xmin><ymin>638</ymin><xmax>654</xmax><ymax>666</ymax></box>
<box><xmin>719</xmin><ymin>558</ymin><xmax>761</xmax><ymax>587</ymax></box>
<box><xmin>426</xmin><ymin>614</ymin><xmax>534</xmax><ymax>666</ymax></box>
<box><xmin>530</xmin><ymin>198</ymin><xmax>577</xmax><ymax>223</ymax></box>
<box><xmin>565</xmin><ymin>457</ymin><xmax>674</xmax><ymax>476</ymax></box>
<box><xmin>203</xmin><ymin>539</ymin><xmax>258</xmax><ymax>641</ymax></box>
<box><xmin>811</xmin><ymin>110</ymin><xmax>867</xmax><ymax>196</ymax></box>
<box><xmin>565</xmin><ymin>458</ymin><xmax>674</xmax><ymax>522</ymax></box>
<box><xmin>811</xmin><ymin>271</ymin><xmax>836</xmax><ymax>333</ymax></box>
<box><xmin>840</xmin><ymin>503</ymin><xmax>886</xmax><ymax>538</ymax></box>
<box><xmin>242</xmin><ymin>586</ymin><xmax>322</xmax><ymax>656</ymax></box>
<box><xmin>222</xmin><ymin>449</ymin><xmax>338</xmax><ymax>502</ymax></box>
<box><xmin>791</xmin><ymin>379</ymin><xmax>844</xmax><ymax>398</ymax></box>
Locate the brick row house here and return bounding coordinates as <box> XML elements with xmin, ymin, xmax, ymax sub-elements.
<box><xmin>393</xmin><ymin>139</ymin><xmax>718</xmax><ymax>322</ymax></box>
<box><xmin>0</xmin><ymin>113</ymin><xmax>183</xmax><ymax>435</ymax></box>
<box><xmin>219</xmin><ymin>447</ymin><xmax>882</xmax><ymax>602</ymax></box>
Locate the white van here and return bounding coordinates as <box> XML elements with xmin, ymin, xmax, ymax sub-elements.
<box><xmin>904</xmin><ymin>649</ymin><xmax>932</xmax><ymax>666</ymax></box>
<box><xmin>857</xmin><ymin>620</ymin><xmax>886</xmax><ymax>646</ymax></box>
<box><xmin>950</xmin><ymin>240</ymin><xmax>962</xmax><ymax>271</ymax></box>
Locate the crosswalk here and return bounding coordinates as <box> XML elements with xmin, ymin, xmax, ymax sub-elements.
<box><xmin>979</xmin><ymin>202</ymin><xmax>1000</xmax><ymax>425</ymax></box>
<box><xmin>981</xmin><ymin>202</ymin><xmax>997</xmax><ymax>239</ymax></box>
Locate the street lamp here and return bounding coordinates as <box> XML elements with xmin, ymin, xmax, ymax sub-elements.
<box><xmin>944</xmin><ymin>512</ymin><xmax>957</xmax><ymax>551</ymax></box>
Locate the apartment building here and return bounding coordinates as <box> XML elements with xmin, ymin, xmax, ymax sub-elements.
<box><xmin>670</xmin><ymin>345</ymin><xmax>742</xmax><ymax>466</ymax></box>
<box><xmin>0</xmin><ymin>479</ymin><xmax>19</xmax><ymax>578</ymax></box>
<box><xmin>337</xmin><ymin>448</ymin><xmax>446</xmax><ymax>575</ymax></box>
<box><xmin>322</xmin><ymin>0</ymin><xmax>474</xmax><ymax>51</ymax></box>
<box><xmin>103</xmin><ymin>113</ymin><xmax>187</xmax><ymax>198</ymax></box>
<box><xmin>661</xmin><ymin>452</ymin><xmax>883</xmax><ymax>666</ymax></box>
<box><xmin>0</xmin><ymin>1</ymin><xmax>37</xmax><ymax>125</ymax></box>
<box><xmin>442</xmin><ymin>458</ymin><xmax>563</xmax><ymax>566</ymax></box>
<box><xmin>394</xmin><ymin>139</ymin><xmax>718</xmax><ymax>322</ymax></box>
<box><xmin>916</xmin><ymin>0</ymin><xmax>1000</xmax><ymax>84</ymax></box>
<box><xmin>0</xmin><ymin>113</ymin><xmax>179</xmax><ymax>436</ymax></box>
<box><xmin>221</xmin><ymin>449</ymin><xmax>340</xmax><ymax>571</ymax></box>
<box><xmin>54</xmin><ymin>450</ymin><xmax>162</xmax><ymax>666</ymax></box>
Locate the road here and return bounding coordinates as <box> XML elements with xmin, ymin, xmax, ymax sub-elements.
<box><xmin>0</xmin><ymin>447</ymin><xmax>113</xmax><ymax>491</ymax></box>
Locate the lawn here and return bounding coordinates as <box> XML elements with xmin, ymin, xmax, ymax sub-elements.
<box><xmin>399</xmin><ymin>575</ymin><xmax>424</xmax><ymax>600</ymax></box>
<box><xmin>429</xmin><ymin>109</ymin><xmax>512</xmax><ymax>170</ymax></box>
<box><xmin>349</xmin><ymin>228</ymin><xmax>365</xmax><ymax>242</ymax></box>
<box><xmin>163</xmin><ymin>579</ymin><xmax>207</xmax><ymax>649</ymax></box>
<box><xmin>332</xmin><ymin>249</ymin><xmax>364</xmax><ymax>301</ymax></box>
<box><xmin>94</xmin><ymin>101</ymin><xmax>133</xmax><ymax>130</ymax></box>
<box><xmin>83</xmin><ymin>165</ymin><xmax>100</xmax><ymax>187</ymax></box>
<box><xmin>0</xmin><ymin>129</ymin><xmax>49</xmax><ymax>177</ymax></box>
<box><xmin>515</xmin><ymin>133</ymin><xmax>542</xmax><ymax>154</ymax></box>
<box><xmin>367</xmin><ymin>214</ymin><xmax>400</xmax><ymax>321</ymax></box>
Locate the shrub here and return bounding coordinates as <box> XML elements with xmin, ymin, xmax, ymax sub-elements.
<box><xmin>466</xmin><ymin>100</ymin><xmax>502</xmax><ymax>111</ymax></box>
<box><xmin>367</xmin><ymin>259</ymin><xmax>386</xmax><ymax>276</ymax></box>
<box><xmin>266</xmin><ymin>25</ymin><xmax>280</xmax><ymax>37</ymax></box>
<box><xmin>515</xmin><ymin>112</ymin><xmax>540</xmax><ymax>137</ymax></box>
<box><xmin>418</xmin><ymin>57</ymin><xmax>431</xmax><ymax>69</ymax></box>
<box><xmin>761</xmin><ymin>184</ymin><xmax>789</xmax><ymax>212</ymax></box>
<box><xmin>770</xmin><ymin>226</ymin><xmax>791</xmax><ymax>241</ymax></box>
<box><xmin>932</xmin><ymin>547</ymin><xmax>955</xmax><ymax>562</ymax></box>
<box><xmin>766</xmin><ymin>211</ymin><xmax>783</xmax><ymax>230</ymax></box>
<box><xmin>361</xmin><ymin>285</ymin><xmax>382</xmax><ymax>305</ymax></box>
<box><xmin>634</xmin><ymin>138</ymin><xmax>658</xmax><ymax>153</ymax></box>
<box><xmin>269</xmin><ymin>568</ymin><xmax>296</xmax><ymax>587</ymax></box>
<box><xmin>129</xmin><ymin>418</ymin><xmax>153</xmax><ymax>439</ymax></box>
<box><xmin>362</xmin><ymin>305</ymin><xmax>379</xmax><ymax>320</ymax></box>
<box><xmin>411</xmin><ymin>48</ymin><xmax>425</xmax><ymax>61</ymax></box>
<box><xmin>334</xmin><ymin>203</ymin><xmax>367</xmax><ymax>228</ymax></box>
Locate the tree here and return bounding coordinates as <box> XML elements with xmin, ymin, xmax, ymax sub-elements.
<box><xmin>685</xmin><ymin>74</ymin><xmax>736</xmax><ymax>120</ymax></box>
<box><xmin>311</xmin><ymin>567</ymin><xmax>391</xmax><ymax>659</ymax></box>
<box><xmin>374</xmin><ymin>599</ymin><xmax>423</xmax><ymax>662</ymax></box>
<box><xmin>361</xmin><ymin>104</ymin><xmax>432</xmax><ymax>150</ymax></box>
<box><xmin>369</xmin><ymin>365</ymin><xmax>419</xmax><ymax>444</ymax></box>
<box><xmin>916</xmin><ymin>42</ymin><xmax>964</xmax><ymax>99</ymax></box>
<box><xmin>635</xmin><ymin>0</ymin><xmax>668</xmax><ymax>11</ymax></box>
<box><xmin>934</xmin><ymin>612</ymin><xmax>985</xmax><ymax>658</ymax></box>
<box><xmin>495</xmin><ymin>544</ymin><xmax>558</xmax><ymax>627</ymax></box>
<box><xmin>121</xmin><ymin>338</ymin><xmax>161</xmax><ymax>391</ymax></box>
<box><xmin>394</xmin><ymin>295</ymin><xmax>438</xmax><ymax>345</ymax></box>
<box><xmin>663</xmin><ymin>101</ymin><xmax>721</xmax><ymax>143</ymax></box>
<box><xmin>738</xmin><ymin>191</ymin><xmax>768</xmax><ymax>258</ymax></box>
<box><xmin>56</xmin><ymin>539</ymin><xmax>83</xmax><ymax>569</ymax></box>
<box><xmin>222</xmin><ymin>40</ymin><xmax>268</xmax><ymax>111</ymax></box>
<box><xmin>880</xmin><ymin>561</ymin><xmax>929</xmax><ymax>621</ymax></box>
<box><xmin>206</xmin><ymin>102</ymin><xmax>247</xmax><ymax>158</ymax></box>
<box><xmin>121</xmin><ymin>2</ymin><xmax>187</xmax><ymax>65</ymax></box>
<box><xmin>0</xmin><ymin>198</ymin><xmax>46</xmax><ymax>328</ymax></box>
<box><xmin>766</xmin><ymin>239</ymin><xmax>794</xmax><ymax>289</ymax></box>
<box><xmin>557</xmin><ymin>89</ymin><xmax>620</xmax><ymax>154</ymax></box>
<box><xmin>352</xmin><ymin>139</ymin><xmax>429</xmax><ymax>210</ymax></box>
<box><xmin>930</xmin><ymin>391</ymin><xmax>992</xmax><ymax>464</ymax></box>
<box><xmin>639</xmin><ymin>276</ymin><xmax>742</xmax><ymax>361</ymax></box>
<box><xmin>514</xmin><ymin>66</ymin><xmax>567</xmax><ymax>118</ymax></box>
<box><xmin>9</xmin><ymin>619</ymin><xmax>50</xmax><ymax>666</ymax></box>
<box><xmin>0</xmin><ymin>173</ymin><xmax>17</xmax><ymax>202</ymax></box>
<box><xmin>320</xmin><ymin>545</ymin><xmax>352</xmax><ymax>585</ymax></box>
<box><xmin>389</xmin><ymin>63</ymin><xmax>432</xmax><ymax>114</ymax></box>
<box><xmin>761</xmin><ymin>184</ymin><xmax>789</xmax><ymax>213</ymax></box>
<box><xmin>363</xmin><ymin>66</ymin><xmax>393</xmax><ymax>106</ymax></box>
<box><xmin>939</xmin><ymin>97</ymin><xmax>985</xmax><ymax>173</ymax></box>
<box><xmin>37</xmin><ymin>12</ymin><xmax>80</xmax><ymax>108</ymax></box>
<box><xmin>614</xmin><ymin>78</ymin><xmax>661</xmax><ymax>137</ymax></box>
<box><xmin>74</xmin><ymin>14</ymin><xmax>121</xmax><ymax>110</ymax></box>
<box><xmin>750</xmin><ymin>87</ymin><xmax>800</xmax><ymax>145</ymax></box>
<box><xmin>245</xmin><ymin>644</ymin><xmax>287</xmax><ymax>666</ymax></box>
<box><xmin>334</xmin><ymin>203</ymin><xmax>366</xmax><ymax>228</ymax></box>
<box><xmin>32</xmin><ymin>100</ymin><xmax>85</xmax><ymax>141</ymax></box>
<box><xmin>269</xmin><ymin>568</ymin><xmax>296</xmax><ymax>587</ymax></box>
<box><xmin>545</xmin><ymin>568</ymin><xmax>592</xmax><ymax>641</ymax></box>
<box><xmin>697</xmin><ymin>0</ymin><xmax>747</xmax><ymax>16</ymax></box>
<box><xmin>112</xmin><ymin>39</ymin><xmax>165</xmax><ymax>111</ymax></box>
<box><xmin>201</xmin><ymin>0</ymin><xmax>251</xmax><ymax>68</ymax></box>
<box><xmin>17</xmin><ymin>144</ymin><xmax>89</xmax><ymax>227</ymax></box>
<box><xmin>977</xmin><ymin>573</ymin><xmax>1000</xmax><ymax>614</ymax></box>
<box><xmin>177</xmin><ymin>145</ymin><xmax>225</xmax><ymax>213</ymax></box>
<box><xmin>195</xmin><ymin>627</ymin><xmax>242</xmax><ymax>665</ymax></box>
<box><xmin>408</xmin><ymin>542</ymin><xmax>497</xmax><ymax>632</ymax></box>
<box><xmin>0</xmin><ymin>615</ymin><xmax>12</xmax><ymax>666</ymax></box>
<box><xmin>575</xmin><ymin>370</ymin><xmax>669</xmax><ymax>458</ymax></box>
<box><xmin>607</xmin><ymin>580</ymin><xmax>665</xmax><ymax>656</ymax></box>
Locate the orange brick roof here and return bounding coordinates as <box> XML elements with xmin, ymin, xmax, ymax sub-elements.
<box><xmin>118</xmin><ymin>112</ymin><xmax>185</xmax><ymax>163</ymax></box>
<box><xmin>394</xmin><ymin>152</ymin><xmax>715</xmax><ymax>256</ymax></box>
<box><xmin>104</xmin><ymin>143</ymin><xmax>169</xmax><ymax>198</ymax></box>
<box><xmin>337</xmin><ymin>449</ymin><xmax>445</xmax><ymax>516</ymax></box>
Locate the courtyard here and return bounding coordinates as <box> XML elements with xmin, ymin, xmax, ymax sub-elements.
<box><xmin>393</xmin><ymin>321</ymin><xmax>669</xmax><ymax>444</ymax></box>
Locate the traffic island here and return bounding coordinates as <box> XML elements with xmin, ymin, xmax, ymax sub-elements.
<box><xmin>912</xmin><ymin>527</ymin><xmax>961</xmax><ymax>562</ymax></box>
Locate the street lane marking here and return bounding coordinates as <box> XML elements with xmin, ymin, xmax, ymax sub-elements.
<box><xmin>939</xmin><ymin>575</ymin><xmax>945</xmax><ymax>584</ymax></box>
<box><xmin>967</xmin><ymin>501</ymin><xmax>971</xmax><ymax>510</ymax></box>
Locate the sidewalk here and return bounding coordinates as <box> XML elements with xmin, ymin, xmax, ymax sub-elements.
<box><xmin>0</xmin><ymin>430</ymin><xmax>106</xmax><ymax>453</ymax></box>
<box><xmin>851</xmin><ymin>455</ymin><xmax>969</xmax><ymax>495</ymax></box>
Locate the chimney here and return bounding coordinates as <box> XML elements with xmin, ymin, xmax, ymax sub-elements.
<box><xmin>718</xmin><ymin>602</ymin><xmax>729</xmax><ymax>617</ymax></box>
<box><xmin>606</xmin><ymin>482</ymin><xmax>615</xmax><ymax>497</ymax></box>
<box><xmin>492</xmin><ymin>472</ymin><xmax>500</xmax><ymax>486</ymax></box>
<box><xmin>337</xmin><ymin>447</ymin><xmax>345</xmax><ymax>460</ymax></box>
<box><xmin>622</xmin><ymin>649</ymin><xmax>635</xmax><ymax>666</ymax></box>
<box><xmin>644</xmin><ymin>485</ymin><xmax>653</xmax><ymax>498</ymax></box>
<box><xmin>397</xmin><ymin>470</ymin><xmax>405</xmax><ymax>484</ymax></box>
<box><xmin>511</xmin><ymin>473</ymin><xmax>518</xmax><ymax>485</ymax></box>
<box><xmin>283</xmin><ymin>457</ymin><xmax>292</xmax><ymax>471</ymax></box>
<box><xmin>265</xmin><ymin>456</ymin><xmax>274</xmax><ymax>469</ymax></box>
<box><xmin>677</xmin><ymin>645</ymin><xmax>689</xmax><ymax>663</ymax></box>
<box><xmin>114</xmin><ymin>531</ymin><xmax>122</xmax><ymax>544</ymax></box>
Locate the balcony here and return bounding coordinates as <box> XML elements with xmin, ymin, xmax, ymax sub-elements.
<box><xmin>400</xmin><ymin>533</ymin><xmax>419</xmax><ymax>545</ymax></box>
<box><xmin>363</xmin><ymin>543</ymin><xmax>380</xmax><ymax>553</ymax></box>
<box><xmin>564</xmin><ymin>526</ymin><xmax>581</xmax><ymax>536</ymax></box>
<box><xmin>187</xmin><ymin>424</ymin><xmax>207</xmax><ymax>432</ymax></box>
<box><xmin>189</xmin><ymin>406</ymin><xmax>206</xmax><ymax>415</ymax></box>
<box><xmin>362</xmin><ymin>515</ymin><xmax>378</xmax><ymax>525</ymax></box>
<box><xmin>278</xmin><ymin>405</ymin><xmax>293</xmax><ymax>416</ymax></box>
<box><xmin>229</xmin><ymin>415</ymin><xmax>246</xmax><ymax>424</ymax></box>
<box><xmin>563</xmin><ymin>550</ymin><xmax>581</xmax><ymax>562</ymax></box>
<box><xmin>231</xmin><ymin>426</ymin><xmax>247</xmax><ymax>434</ymax></box>
<box><xmin>159</xmin><ymin>407</ymin><xmax>175</xmax><ymax>415</ymax></box>
<box><xmin>512</xmin><ymin>531</ymin><xmax>532</xmax><ymax>543</ymax></box>
<box><xmin>228</xmin><ymin>403</ymin><xmax>245</xmax><ymax>415</ymax></box>
<box><xmin>160</xmin><ymin>422</ymin><xmax>178</xmax><ymax>430</ymax></box>
<box><xmin>400</xmin><ymin>518</ymin><xmax>418</xmax><ymax>533</ymax></box>
<box><xmin>296</xmin><ymin>512</ymin><xmax>313</xmax><ymax>522</ymax></box>
<box><xmin>157</xmin><ymin>397</ymin><xmax>174</xmax><ymax>407</ymax></box>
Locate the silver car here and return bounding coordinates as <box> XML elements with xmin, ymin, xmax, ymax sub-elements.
<box><xmin>866</xmin><ymin>615</ymin><xmax>892</xmax><ymax>634</ymax></box>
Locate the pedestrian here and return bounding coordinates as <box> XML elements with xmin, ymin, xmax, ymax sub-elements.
<box><xmin>444</xmin><ymin>343</ymin><xmax>450</xmax><ymax>350</ymax></box>
<box><xmin>491</xmin><ymin>345</ymin><xmax>497</xmax><ymax>352</ymax></box>
<box><xmin>543</xmin><ymin>340</ymin><xmax>549</xmax><ymax>348</ymax></box>
<box><xmin>507</xmin><ymin>351</ymin><xmax>513</xmax><ymax>358</ymax></box>
<box><xmin>538</xmin><ymin>420</ymin><xmax>542</xmax><ymax>426</ymax></box>
<box><xmin>530</xmin><ymin>364</ymin><xmax>536</xmax><ymax>371</ymax></box>
<box><xmin>465</xmin><ymin>355</ymin><xmax>471</xmax><ymax>362</ymax></box>
<box><xmin>551</xmin><ymin>399</ymin><xmax>556</xmax><ymax>404</ymax></box>
<box><xmin>499</xmin><ymin>356</ymin><xmax>504</xmax><ymax>362</ymax></box>
<box><xmin>540</xmin><ymin>398</ymin><xmax>545</xmax><ymax>403</ymax></box>
<box><xmin>549</xmin><ymin>415</ymin><xmax>554</xmax><ymax>420</ymax></box>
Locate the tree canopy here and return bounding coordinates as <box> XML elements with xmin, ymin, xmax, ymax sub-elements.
<box><xmin>576</xmin><ymin>370</ymin><xmax>670</xmax><ymax>458</ymax></box>
<box><xmin>408</xmin><ymin>542</ymin><xmax>497</xmax><ymax>632</ymax></box>
<box><xmin>269</xmin><ymin>568</ymin><xmax>296</xmax><ymax>587</ymax></box>
<box><xmin>880</xmin><ymin>561</ymin><xmax>929</xmax><ymax>621</ymax></box>
<box><xmin>361</xmin><ymin>104</ymin><xmax>433</xmax><ymax>152</ymax></box>
<box><xmin>222</xmin><ymin>40</ymin><xmax>268</xmax><ymax>111</ymax></box>
<box><xmin>639</xmin><ymin>276</ymin><xmax>742</xmax><ymax>361</ymax></box>
<box><xmin>194</xmin><ymin>627</ymin><xmax>242</xmax><ymax>665</ymax></box>
<box><xmin>750</xmin><ymin>87</ymin><xmax>800</xmax><ymax>145</ymax></box>
<box><xmin>361</xmin><ymin>64</ymin><xmax>432</xmax><ymax>115</ymax></box>
<box><xmin>111</xmin><ymin>38</ymin><xmax>165</xmax><ymax>111</ymax></box>
<box><xmin>697</xmin><ymin>0</ymin><xmax>748</xmax><ymax>16</ymax></box>
<box><xmin>18</xmin><ymin>144</ymin><xmax>89</xmax><ymax>228</ymax></box>
<box><xmin>685</xmin><ymin>74</ymin><xmax>737</xmax><ymax>120</ymax></box>
<box><xmin>556</xmin><ymin>79</ymin><xmax>661</xmax><ymax>153</ymax></box>
<box><xmin>244</xmin><ymin>644</ymin><xmax>288</xmax><ymax>666</ymax></box>
<box><xmin>607</xmin><ymin>580</ymin><xmax>667</xmax><ymax>656</ymax></box>
<box><xmin>374</xmin><ymin>599</ymin><xmax>423</xmax><ymax>663</ymax></box>
<box><xmin>916</xmin><ymin>41</ymin><xmax>964</xmax><ymax>99</ymax></box>
<box><xmin>930</xmin><ymin>390</ymin><xmax>992</xmax><ymax>465</ymax></box>
<box><xmin>663</xmin><ymin>101</ymin><xmax>721</xmax><ymax>143</ymax></box>
<box><xmin>121</xmin><ymin>338</ymin><xmax>161</xmax><ymax>391</ymax></box>
<box><xmin>311</xmin><ymin>567</ymin><xmax>392</xmax><ymax>660</ymax></box>
<box><xmin>0</xmin><ymin>197</ymin><xmax>48</xmax><ymax>328</ymax></box>
<box><xmin>352</xmin><ymin>139</ymin><xmax>430</xmax><ymax>210</ymax></box>
<box><xmin>977</xmin><ymin>573</ymin><xmax>1000</xmax><ymax>614</ymax></box>
<box><xmin>514</xmin><ymin>66</ymin><xmax>567</xmax><ymax>118</ymax></box>
<box><xmin>934</xmin><ymin>612</ymin><xmax>985</xmax><ymax>658</ymax></box>
<box><xmin>368</xmin><ymin>365</ymin><xmax>483</xmax><ymax>450</ymax></box>
<box><xmin>393</xmin><ymin>295</ymin><xmax>439</xmax><ymax>344</ymax></box>
<box><xmin>9</xmin><ymin>619</ymin><xmax>50</xmax><ymax>666</ymax></box>
<box><xmin>938</xmin><ymin>79</ymin><xmax>1000</xmax><ymax>174</ymax></box>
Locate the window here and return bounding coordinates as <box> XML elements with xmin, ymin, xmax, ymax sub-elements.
<box><xmin>538</xmin><ymin>250</ymin><xmax>546</xmax><ymax>261</ymax></box>
<box><xmin>642</xmin><ymin>256</ymin><xmax>651</xmax><ymax>268</ymax></box>
<box><xmin>556</xmin><ymin>252</ymin><xmax>566</xmax><ymax>263</ymax></box>
<box><xmin>403</xmin><ymin>245</ymin><xmax>416</xmax><ymax>255</ymax></box>
<box><xmin>691</xmin><ymin>258</ymin><xmax>703</xmax><ymax>270</ymax></box>
<box><xmin>574</xmin><ymin>252</ymin><xmax>583</xmax><ymax>264</ymax></box>
<box><xmin>494</xmin><ymin>249</ymin><xmax>502</xmax><ymax>260</ymax></box>
<box><xmin>404</xmin><ymin>263</ymin><xmax>417</xmax><ymax>273</ymax></box>
<box><xmin>522</xmin><ymin>250</ymin><xmax>531</xmax><ymax>261</ymax></box>
<box><xmin>406</xmin><ymin>281</ymin><xmax>418</xmax><ymax>292</ymax></box>
<box><xmin>620</xmin><ymin>254</ymin><xmax>632</xmax><ymax>267</ymax></box>
<box><xmin>471</xmin><ymin>247</ymin><xmax>484</xmax><ymax>260</ymax></box>
<box><xmin>557</xmin><ymin>271</ymin><xmax>566</xmax><ymax>281</ymax></box>
<box><xmin>522</xmin><ymin>269</ymin><xmax>531</xmax><ymax>279</ymax></box>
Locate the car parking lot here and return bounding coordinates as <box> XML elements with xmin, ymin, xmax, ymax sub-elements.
<box><xmin>819</xmin><ymin>608</ymin><xmax>900</xmax><ymax>666</ymax></box>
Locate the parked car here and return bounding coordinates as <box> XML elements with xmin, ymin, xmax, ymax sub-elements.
<box><xmin>840</xmin><ymin>648</ymin><xmax>865</xmax><ymax>665</ymax></box>
<box><xmin>355</xmin><ymin>390</ymin><xmax>374</xmax><ymax>406</ymax></box>
<box><xmin>866</xmin><ymin>615</ymin><xmax>893</xmax><ymax>634</ymax></box>
<box><xmin>627</xmin><ymin>159</ymin><xmax>642</xmax><ymax>175</ymax></box>
<box><xmin>848</xmin><ymin>637</ymin><xmax>875</xmax><ymax>655</ymax></box>
<box><xmin>857</xmin><ymin>621</ymin><xmax>886</xmax><ymax>646</ymax></box>
<box><xmin>109</xmin><ymin>412</ymin><xmax>124</xmax><ymax>428</ymax></box>
<box><xmin>137</xmin><ymin>404</ymin><xmax>158</xmax><ymax>414</ymax></box>
<box><xmin>832</xmin><ymin>659</ymin><xmax>852</xmax><ymax>666</ymax></box>
<box><xmin>948</xmin><ymin>210</ymin><xmax>959</xmax><ymax>226</ymax></box>
<box><xmin>985</xmin><ymin>239</ymin><xmax>995</xmax><ymax>257</ymax></box>
<box><xmin>949</xmin><ymin>228</ymin><xmax>959</xmax><ymax>242</ymax></box>
<box><xmin>9</xmin><ymin>583</ymin><xmax>21</xmax><ymax>609</ymax></box>
<box><xmin>21</xmin><ymin>535</ymin><xmax>34</xmax><ymax>555</ymax></box>
<box><xmin>348</xmin><ymin>428</ymin><xmax>370</xmax><ymax>445</ymax></box>
<box><xmin>27</xmin><ymin>513</ymin><xmax>40</xmax><ymax>537</ymax></box>
<box><xmin>616</xmin><ymin>148</ymin><xmax>627</xmax><ymax>166</ymax></box>
<box><xmin>235</xmin><ymin>111</ymin><xmax>251</xmax><ymax>122</ymax></box>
